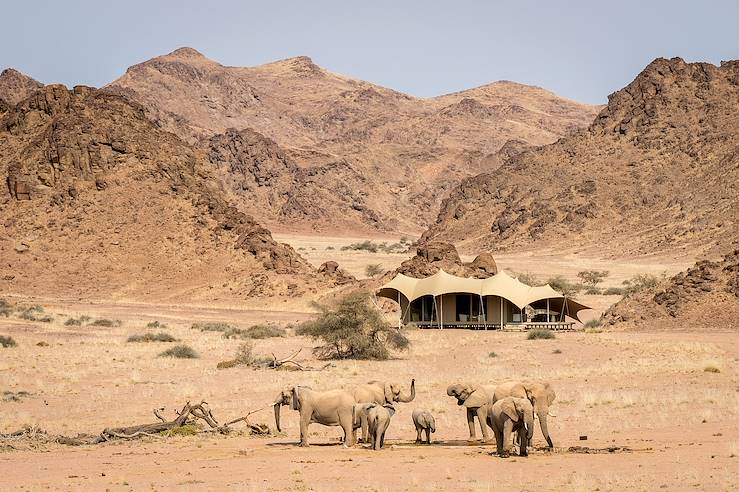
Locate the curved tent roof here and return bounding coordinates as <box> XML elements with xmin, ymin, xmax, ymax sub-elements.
<box><xmin>377</xmin><ymin>269</ymin><xmax>591</xmax><ymax>322</ymax></box>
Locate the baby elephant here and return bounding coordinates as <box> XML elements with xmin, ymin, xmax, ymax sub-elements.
<box><xmin>367</xmin><ymin>403</ymin><xmax>396</xmax><ymax>450</ymax></box>
<box><xmin>412</xmin><ymin>409</ymin><xmax>436</xmax><ymax>444</ymax></box>
<box><xmin>486</xmin><ymin>397</ymin><xmax>534</xmax><ymax>457</ymax></box>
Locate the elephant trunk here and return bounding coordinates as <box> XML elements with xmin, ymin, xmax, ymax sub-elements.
<box><xmin>537</xmin><ymin>407</ymin><xmax>553</xmax><ymax>447</ymax></box>
<box><xmin>274</xmin><ymin>403</ymin><xmax>282</xmax><ymax>432</ymax></box>
<box><xmin>525</xmin><ymin>410</ymin><xmax>535</xmax><ymax>442</ymax></box>
<box><xmin>397</xmin><ymin>379</ymin><xmax>416</xmax><ymax>403</ymax></box>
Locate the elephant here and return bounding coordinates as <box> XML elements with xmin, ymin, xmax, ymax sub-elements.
<box><xmin>352</xmin><ymin>379</ymin><xmax>415</xmax><ymax>442</ymax></box>
<box><xmin>366</xmin><ymin>403</ymin><xmax>396</xmax><ymax>450</ymax></box>
<box><xmin>412</xmin><ymin>409</ymin><xmax>436</xmax><ymax>444</ymax></box>
<box><xmin>446</xmin><ymin>383</ymin><xmax>496</xmax><ymax>442</ymax></box>
<box><xmin>486</xmin><ymin>396</ymin><xmax>534</xmax><ymax>457</ymax></box>
<box><xmin>273</xmin><ymin>386</ymin><xmax>356</xmax><ymax>447</ymax></box>
<box><xmin>492</xmin><ymin>380</ymin><xmax>556</xmax><ymax>448</ymax></box>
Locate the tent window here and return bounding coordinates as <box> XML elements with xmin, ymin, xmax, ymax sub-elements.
<box><xmin>455</xmin><ymin>294</ymin><xmax>481</xmax><ymax>321</ymax></box>
<box><xmin>409</xmin><ymin>296</ymin><xmax>436</xmax><ymax>322</ymax></box>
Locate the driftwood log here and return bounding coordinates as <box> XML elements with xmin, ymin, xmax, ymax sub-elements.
<box><xmin>0</xmin><ymin>400</ymin><xmax>270</xmax><ymax>448</ymax></box>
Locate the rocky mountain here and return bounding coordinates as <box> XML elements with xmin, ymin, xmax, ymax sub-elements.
<box><xmin>105</xmin><ymin>48</ymin><xmax>600</xmax><ymax>233</ymax></box>
<box><xmin>0</xmin><ymin>85</ymin><xmax>339</xmax><ymax>303</ymax></box>
<box><xmin>422</xmin><ymin>58</ymin><xmax>739</xmax><ymax>258</ymax></box>
<box><xmin>604</xmin><ymin>250</ymin><xmax>739</xmax><ymax>330</ymax></box>
<box><xmin>0</xmin><ymin>68</ymin><xmax>43</xmax><ymax>105</ymax></box>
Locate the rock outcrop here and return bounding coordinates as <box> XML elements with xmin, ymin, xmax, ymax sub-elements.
<box><xmin>423</xmin><ymin>58</ymin><xmax>739</xmax><ymax>258</ymax></box>
<box><xmin>396</xmin><ymin>241</ymin><xmax>497</xmax><ymax>279</ymax></box>
<box><xmin>0</xmin><ymin>84</ymin><xmax>323</xmax><ymax>302</ymax></box>
<box><xmin>0</xmin><ymin>68</ymin><xmax>43</xmax><ymax>105</ymax></box>
<box><xmin>604</xmin><ymin>250</ymin><xmax>739</xmax><ymax>330</ymax></box>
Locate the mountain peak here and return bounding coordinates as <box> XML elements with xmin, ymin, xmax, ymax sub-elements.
<box><xmin>168</xmin><ymin>47</ymin><xmax>207</xmax><ymax>60</ymax></box>
<box><xmin>0</xmin><ymin>68</ymin><xmax>43</xmax><ymax>105</ymax></box>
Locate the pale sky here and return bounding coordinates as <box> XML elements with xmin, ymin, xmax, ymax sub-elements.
<box><xmin>1</xmin><ymin>0</ymin><xmax>737</xmax><ymax>104</ymax></box>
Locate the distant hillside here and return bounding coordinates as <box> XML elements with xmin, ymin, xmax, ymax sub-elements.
<box><xmin>422</xmin><ymin>58</ymin><xmax>739</xmax><ymax>258</ymax></box>
<box><xmin>105</xmin><ymin>48</ymin><xmax>599</xmax><ymax>233</ymax></box>
<box><xmin>0</xmin><ymin>68</ymin><xmax>43</xmax><ymax>105</ymax></box>
<box><xmin>0</xmin><ymin>85</ymin><xmax>339</xmax><ymax>303</ymax></box>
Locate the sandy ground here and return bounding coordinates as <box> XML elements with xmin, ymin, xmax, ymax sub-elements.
<box><xmin>2</xmin><ymin>245</ymin><xmax>733</xmax><ymax>491</ymax></box>
<box><xmin>1</xmin><ymin>302</ymin><xmax>737</xmax><ymax>491</ymax></box>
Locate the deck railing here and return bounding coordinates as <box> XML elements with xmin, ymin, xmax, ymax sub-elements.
<box><xmin>408</xmin><ymin>321</ymin><xmax>576</xmax><ymax>331</ymax></box>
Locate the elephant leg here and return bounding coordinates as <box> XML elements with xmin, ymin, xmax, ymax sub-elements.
<box><xmin>340</xmin><ymin>413</ymin><xmax>354</xmax><ymax>448</ymax></box>
<box><xmin>361</xmin><ymin>414</ymin><xmax>369</xmax><ymax>443</ymax></box>
<box><xmin>298</xmin><ymin>413</ymin><xmax>310</xmax><ymax>447</ymax></box>
<box><xmin>415</xmin><ymin>427</ymin><xmax>422</xmax><ymax>443</ymax></box>
<box><xmin>425</xmin><ymin>428</ymin><xmax>431</xmax><ymax>444</ymax></box>
<box><xmin>492</xmin><ymin>425</ymin><xmax>503</xmax><ymax>456</ymax></box>
<box><xmin>476</xmin><ymin>406</ymin><xmax>492</xmax><ymax>442</ymax></box>
<box><xmin>519</xmin><ymin>429</ymin><xmax>528</xmax><ymax>457</ymax></box>
<box><xmin>501</xmin><ymin>420</ymin><xmax>513</xmax><ymax>456</ymax></box>
<box><xmin>466</xmin><ymin>408</ymin><xmax>477</xmax><ymax>441</ymax></box>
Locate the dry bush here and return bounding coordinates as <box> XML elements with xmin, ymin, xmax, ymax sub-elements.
<box><xmin>217</xmin><ymin>342</ymin><xmax>273</xmax><ymax>369</ymax></box>
<box><xmin>158</xmin><ymin>345</ymin><xmax>198</xmax><ymax>359</ymax></box>
<box><xmin>146</xmin><ymin>320</ymin><xmax>167</xmax><ymax>329</ymax></box>
<box><xmin>127</xmin><ymin>332</ymin><xmax>178</xmax><ymax>343</ymax></box>
<box><xmin>527</xmin><ymin>329</ymin><xmax>555</xmax><ymax>340</ymax></box>
<box><xmin>297</xmin><ymin>291</ymin><xmax>409</xmax><ymax>360</ymax></box>
<box><xmin>365</xmin><ymin>264</ymin><xmax>384</xmax><ymax>277</ymax></box>
<box><xmin>577</xmin><ymin>270</ymin><xmax>609</xmax><ymax>286</ymax></box>
<box><xmin>0</xmin><ymin>299</ymin><xmax>13</xmax><ymax>317</ymax></box>
<box><xmin>0</xmin><ymin>335</ymin><xmax>17</xmax><ymax>348</ymax></box>
<box><xmin>622</xmin><ymin>274</ymin><xmax>660</xmax><ymax>295</ymax></box>
<box><xmin>603</xmin><ymin>287</ymin><xmax>626</xmax><ymax>296</ymax></box>
<box><xmin>195</xmin><ymin>322</ymin><xmax>285</xmax><ymax>340</ymax></box>
<box><xmin>584</xmin><ymin>319</ymin><xmax>602</xmax><ymax>329</ymax></box>
<box><xmin>703</xmin><ymin>365</ymin><xmax>721</xmax><ymax>373</ymax></box>
<box><xmin>545</xmin><ymin>276</ymin><xmax>582</xmax><ymax>296</ymax></box>
<box><xmin>192</xmin><ymin>322</ymin><xmax>234</xmax><ymax>333</ymax></box>
<box><xmin>17</xmin><ymin>305</ymin><xmax>53</xmax><ymax>323</ymax></box>
<box><xmin>91</xmin><ymin>318</ymin><xmax>121</xmax><ymax>327</ymax></box>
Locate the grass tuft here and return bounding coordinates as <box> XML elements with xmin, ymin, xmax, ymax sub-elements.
<box><xmin>1</xmin><ymin>335</ymin><xmax>17</xmax><ymax>348</ymax></box>
<box><xmin>90</xmin><ymin>318</ymin><xmax>121</xmax><ymax>327</ymax></box>
<box><xmin>158</xmin><ymin>344</ymin><xmax>198</xmax><ymax>359</ymax></box>
<box><xmin>527</xmin><ymin>329</ymin><xmax>555</xmax><ymax>340</ymax></box>
<box><xmin>127</xmin><ymin>332</ymin><xmax>178</xmax><ymax>343</ymax></box>
<box><xmin>488</xmin><ymin>351</ymin><xmax>498</xmax><ymax>358</ymax></box>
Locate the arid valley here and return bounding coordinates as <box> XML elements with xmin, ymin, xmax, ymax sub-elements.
<box><xmin>1</xmin><ymin>3</ymin><xmax>739</xmax><ymax>491</ymax></box>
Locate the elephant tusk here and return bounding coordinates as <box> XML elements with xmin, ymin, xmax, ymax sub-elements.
<box><xmin>548</xmin><ymin>411</ymin><xmax>556</xmax><ymax>417</ymax></box>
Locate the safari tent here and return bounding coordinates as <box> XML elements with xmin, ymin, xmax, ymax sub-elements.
<box><xmin>377</xmin><ymin>269</ymin><xmax>591</xmax><ymax>330</ymax></box>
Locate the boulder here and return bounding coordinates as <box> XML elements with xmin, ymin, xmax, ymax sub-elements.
<box><xmin>467</xmin><ymin>252</ymin><xmax>498</xmax><ymax>277</ymax></box>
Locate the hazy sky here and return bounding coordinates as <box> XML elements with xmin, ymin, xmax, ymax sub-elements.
<box><xmin>2</xmin><ymin>1</ymin><xmax>737</xmax><ymax>104</ymax></box>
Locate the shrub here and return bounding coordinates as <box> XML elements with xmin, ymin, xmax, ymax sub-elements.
<box><xmin>191</xmin><ymin>322</ymin><xmax>235</xmax><ymax>333</ymax></box>
<box><xmin>297</xmin><ymin>291</ymin><xmax>410</xmax><ymax>360</ymax></box>
<box><xmin>340</xmin><ymin>240</ymin><xmax>379</xmax><ymax>253</ymax></box>
<box><xmin>514</xmin><ymin>272</ymin><xmax>543</xmax><ymax>286</ymax></box>
<box><xmin>17</xmin><ymin>305</ymin><xmax>53</xmax><ymax>322</ymax></box>
<box><xmin>0</xmin><ymin>335</ymin><xmax>17</xmax><ymax>348</ymax></box>
<box><xmin>64</xmin><ymin>318</ymin><xmax>82</xmax><ymax>326</ymax></box>
<box><xmin>545</xmin><ymin>276</ymin><xmax>582</xmax><ymax>296</ymax></box>
<box><xmin>527</xmin><ymin>329</ymin><xmax>555</xmax><ymax>340</ymax></box>
<box><xmin>163</xmin><ymin>424</ymin><xmax>200</xmax><ymax>436</ymax></box>
<box><xmin>217</xmin><ymin>342</ymin><xmax>273</xmax><ymax>369</ymax></box>
<box><xmin>146</xmin><ymin>321</ymin><xmax>167</xmax><ymax>329</ymax></box>
<box><xmin>584</xmin><ymin>287</ymin><xmax>602</xmax><ymax>295</ymax></box>
<box><xmin>326</xmin><ymin>246</ymin><xmax>335</xmax><ymax>250</ymax></box>
<box><xmin>603</xmin><ymin>287</ymin><xmax>626</xmax><ymax>296</ymax></box>
<box><xmin>704</xmin><ymin>365</ymin><xmax>720</xmax><ymax>373</ymax></box>
<box><xmin>242</xmin><ymin>324</ymin><xmax>285</xmax><ymax>339</ymax></box>
<box><xmin>552</xmin><ymin>349</ymin><xmax>562</xmax><ymax>354</ymax></box>
<box><xmin>488</xmin><ymin>351</ymin><xmax>497</xmax><ymax>358</ymax></box>
<box><xmin>622</xmin><ymin>274</ymin><xmax>659</xmax><ymax>295</ymax></box>
<box><xmin>91</xmin><ymin>319</ymin><xmax>121</xmax><ymax>327</ymax></box>
<box><xmin>577</xmin><ymin>270</ymin><xmax>609</xmax><ymax>287</ymax></box>
<box><xmin>365</xmin><ymin>264</ymin><xmax>384</xmax><ymax>277</ymax></box>
<box><xmin>159</xmin><ymin>345</ymin><xmax>198</xmax><ymax>359</ymax></box>
<box><xmin>584</xmin><ymin>319</ymin><xmax>601</xmax><ymax>329</ymax></box>
<box><xmin>0</xmin><ymin>299</ymin><xmax>13</xmax><ymax>317</ymax></box>
<box><xmin>127</xmin><ymin>332</ymin><xmax>178</xmax><ymax>343</ymax></box>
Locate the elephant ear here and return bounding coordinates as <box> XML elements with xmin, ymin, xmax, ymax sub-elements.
<box><xmin>462</xmin><ymin>388</ymin><xmax>489</xmax><ymax>408</ymax></box>
<box><xmin>290</xmin><ymin>387</ymin><xmax>301</xmax><ymax>411</ymax></box>
<box><xmin>501</xmin><ymin>399</ymin><xmax>519</xmax><ymax>422</ymax></box>
<box><xmin>384</xmin><ymin>383</ymin><xmax>395</xmax><ymax>403</ymax></box>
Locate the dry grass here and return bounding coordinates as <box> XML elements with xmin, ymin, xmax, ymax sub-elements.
<box><xmin>158</xmin><ymin>345</ymin><xmax>198</xmax><ymax>359</ymax></box>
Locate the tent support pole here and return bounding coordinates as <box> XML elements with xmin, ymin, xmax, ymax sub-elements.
<box><xmin>440</xmin><ymin>295</ymin><xmax>444</xmax><ymax>329</ymax></box>
<box><xmin>479</xmin><ymin>294</ymin><xmax>486</xmax><ymax>330</ymax></box>
<box><xmin>500</xmin><ymin>297</ymin><xmax>504</xmax><ymax>330</ymax></box>
<box><xmin>547</xmin><ymin>298</ymin><xmax>550</xmax><ymax>323</ymax></box>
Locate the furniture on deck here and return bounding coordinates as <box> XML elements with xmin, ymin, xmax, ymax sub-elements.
<box><xmin>409</xmin><ymin>321</ymin><xmax>576</xmax><ymax>331</ymax></box>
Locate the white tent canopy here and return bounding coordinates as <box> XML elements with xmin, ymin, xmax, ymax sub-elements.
<box><xmin>377</xmin><ymin>269</ymin><xmax>591</xmax><ymax>322</ymax></box>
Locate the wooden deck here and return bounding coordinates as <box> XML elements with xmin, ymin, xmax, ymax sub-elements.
<box><xmin>409</xmin><ymin>321</ymin><xmax>576</xmax><ymax>331</ymax></box>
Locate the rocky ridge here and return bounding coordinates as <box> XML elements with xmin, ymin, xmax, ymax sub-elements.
<box><xmin>422</xmin><ymin>58</ymin><xmax>739</xmax><ymax>258</ymax></box>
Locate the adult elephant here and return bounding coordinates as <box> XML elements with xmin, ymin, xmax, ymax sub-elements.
<box><xmin>492</xmin><ymin>380</ymin><xmax>556</xmax><ymax>448</ymax></box>
<box><xmin>273</xmin><ymin>386</ymin><xmax>356</xmax><ymax>447</ymax></box>
<box><xmin>446</xmin><ymin>383</ymin><xmax>496</xmax><ymax>442</ymax></box>
<box><xmin>352</xmin><ymin>379</ymin><xmax>415</xmax><ymax>442</ymax></box>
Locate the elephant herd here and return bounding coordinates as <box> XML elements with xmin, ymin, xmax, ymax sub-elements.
<box><xmin>273</xmin><ymin>379</ymin><xmax>555</xmax><ymax>457</ymax></box>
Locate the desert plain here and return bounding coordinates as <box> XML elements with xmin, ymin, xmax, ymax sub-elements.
<box><xmin>1</xmin><ymin>239</ymin><xmax>737</xmax><ymax>491</ymax></box>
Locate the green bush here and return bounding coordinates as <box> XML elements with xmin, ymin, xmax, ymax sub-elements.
<box><xmin>584</xmin><ymin>287</ymin><xmax>602</xmax><ymax>295</ymax></box>
<box><xmin>514</xmin><ymin>272</ymin><xmax>543</xmax><ymax>286</ymax></box>
<box><xmin>158</xmin><ymin>345</ymin><xmax>198</xmax><ymax>359</ymax></box>
<box><xmin>577</xmin><ymin>270</ymin><xmax>610</xmax><ymax>287</ymax></box>
<box><xmin>241</xmin><ymin>324</ymin><xmax>286</xmax><ymax>339</ymax></box>
<box><xmin>0</xmin><ymin>335</ymin><xmax>17</xmax><ymax>348</ymax></box>
<box><xmin>297</xmin><ymin>291</ymin><xmax>410</xmax><ymax>360</ymax></box>
<box><xmin>527</xmin><ymin>329</ymin><xmax>555</xmax><ymax>340</ymax></box>
<box><xmin>545</xmin><ymin>276</ymin><xmax>582</xmax><ymax>296</ymax></box>
<box><xmin>622</xmin><ymin>274</ymin><xmax>660</xmax><ymax>295</ymax></box>
<box><xmin>127</xmin><ymin>332</ymin><xmax>178</xmax><ymax>343</ymax></box>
